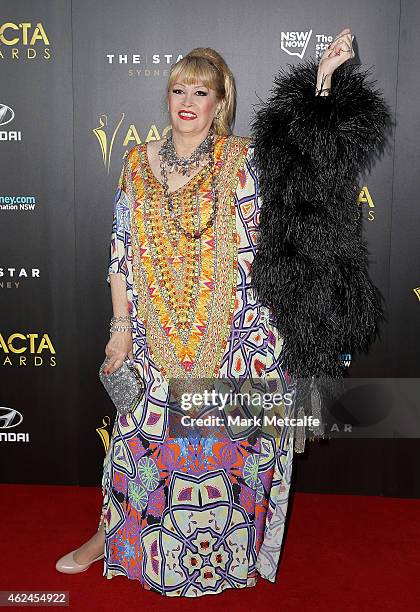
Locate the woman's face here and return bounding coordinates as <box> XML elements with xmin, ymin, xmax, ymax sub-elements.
<box><xmin>167</xmin><ymin>77</ymin><xmax>221</xmax><ymax>138</ymax></box>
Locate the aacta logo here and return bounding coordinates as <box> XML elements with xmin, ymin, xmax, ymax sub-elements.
<box><xmin>0</xmin><ymin>333</ymin><xmax>56</xmax><ymax>367</ymax></box>
<box><xmin>0</xmin><ymin>22</ymin><xmax>51</xmax><ymax>60</ymax></box>
<box><xmin>93</xmin><ymin>113</ymin><xmax>171</xmax><ymax>174</ymax></box>
<box><xmin>357</xmin><ymin>185</ymin><xmax>375</xmax><ymax>221</ymax></box>
<box><xmin>0</xmin><ymin>407</ymin><xmax>30</xmax><ymax>443</ymax></box>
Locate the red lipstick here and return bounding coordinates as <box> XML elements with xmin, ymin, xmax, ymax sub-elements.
<box><xmin>178</xmin><ymin>110</ymin><xmax>197</xmax><ymax>120</ymax></box>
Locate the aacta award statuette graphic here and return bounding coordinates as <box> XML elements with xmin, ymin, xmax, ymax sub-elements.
<box><xmin>96</xmin><ymin>415</ymin><xmax>112</xmax><ymax>454</ymax></box>
<box><xmin>92</xmin><ymin>113</ymin><xmax>125</xmax><ymax>174</ymax></box>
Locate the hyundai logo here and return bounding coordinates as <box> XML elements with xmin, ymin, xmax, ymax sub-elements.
<box><xmin>0</xmin><ymin>104</ymin><xmax>15</xmax><ymax>127</ymax></box>
<box><xmin>0</xmin><ymin>407</ymin><xmax>23</xmax><ymax>429</ymax></box>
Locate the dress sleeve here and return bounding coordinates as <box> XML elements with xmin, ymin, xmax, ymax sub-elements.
<box><xmin>249</xmin><ymin>58</ymin><xmax>392</xmax><ymax>381</ymax></box>
<box><xmin>106</xmin><ymin>154</ymin><xmax>132</xmax><ymax>284</ymax></box>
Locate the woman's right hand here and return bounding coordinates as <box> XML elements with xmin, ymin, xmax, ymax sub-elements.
<box><xmin>102</xmin><ymin>331</ymin><xmax>133</xmax><ymax>375</ymax></box>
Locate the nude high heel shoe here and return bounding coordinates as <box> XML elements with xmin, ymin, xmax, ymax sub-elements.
<box><xmin>55</xmin><ymin>548</ymin><xmax>105</xmax><ymax>574</ymax></box>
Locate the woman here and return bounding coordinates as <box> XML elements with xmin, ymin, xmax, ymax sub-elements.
<box><xmin>56</xmin><ymin>28</ymin><xmax>389</xmax><ymax>597</ymax></box>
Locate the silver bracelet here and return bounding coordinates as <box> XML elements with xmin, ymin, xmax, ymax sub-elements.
<box><xmin>111</xmin><ymin>315</ymin><xmax>131</xmax><ymax>323</ymax></box>
<box><xmin>109</xmin><ymin>325</ymin><xmax>133</xmax><ymax>338</ymax></box>
<box><xmin>110</xmin><ymin>322</ymin><xmax>132</xmax><ymax>330</ymax></box>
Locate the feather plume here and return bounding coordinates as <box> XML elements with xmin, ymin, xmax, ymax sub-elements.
<box><xmin>250</xmin><ymin>58</ymin><xmax>392</xmax><ymax>386</ymax></box>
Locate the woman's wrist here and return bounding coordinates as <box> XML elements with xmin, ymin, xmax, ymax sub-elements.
<box><xmin>316</xmin><ymin>69</ymin><xmax>332</xmax><ymax>96</ymax></box>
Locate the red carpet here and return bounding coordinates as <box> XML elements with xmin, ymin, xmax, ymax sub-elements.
<box><xmin>1</xmin><ymin>484</ymin><xmax>419</xmax><ymax>611</ymax></box>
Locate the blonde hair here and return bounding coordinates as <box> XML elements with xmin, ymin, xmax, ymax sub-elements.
<box><xmin>166</xmin><ymin>48</ymin><xmax>237</xmax><ymax>136</ymax></box>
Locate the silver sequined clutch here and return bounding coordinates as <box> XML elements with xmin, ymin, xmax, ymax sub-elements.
<box><xmin>99</xmin><ymin>357</ymin><xmax>145</xmax><ymax>416</ymax></box>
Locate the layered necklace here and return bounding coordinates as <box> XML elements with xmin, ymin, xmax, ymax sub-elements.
<box><xmin>158</xmin><ymin>129</ymin><xmax>218</xmax><ymax>240</ymax></box>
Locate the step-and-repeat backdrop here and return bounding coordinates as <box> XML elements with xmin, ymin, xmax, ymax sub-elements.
<box><xmin>1</xmin><ymin>0</ymin><xmax>419</xmax><ymax>496</ymax></box>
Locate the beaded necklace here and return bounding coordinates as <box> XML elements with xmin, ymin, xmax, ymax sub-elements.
<box><xmin>158</xmin><ymin>130</ymin><xmax>218</xmax><ymax>240</ymax></box>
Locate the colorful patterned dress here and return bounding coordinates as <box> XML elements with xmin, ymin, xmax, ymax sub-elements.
<box><xmin>99</xmin><ymin>134</ymin><xmax>296</xmax><ymax>597</ymax></box>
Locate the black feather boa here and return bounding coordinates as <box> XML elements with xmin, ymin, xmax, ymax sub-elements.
<box><xmin>250</xmin><ymin>58</ymin><xmax>392</xmax><ymax>422</ymax></box>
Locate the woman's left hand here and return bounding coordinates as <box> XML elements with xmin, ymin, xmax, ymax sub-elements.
<box><xmin>316</xmin><ymin>27</ymin><xmax>355</xmax><ymax>92</ymax></box>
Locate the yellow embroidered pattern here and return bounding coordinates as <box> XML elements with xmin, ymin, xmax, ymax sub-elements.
<box><xmin>123</xmin><ymin>135</ymin><xmax>251</xmax><ymax>381</ymax></box>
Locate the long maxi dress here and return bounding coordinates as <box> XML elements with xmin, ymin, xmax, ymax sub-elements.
<box><xmin>99</xmin><ymin>133</ymin><xmax>297</xmax><ymax>598</ymax></box>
